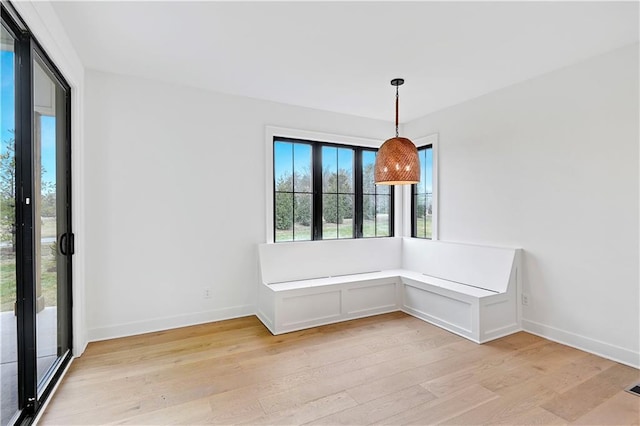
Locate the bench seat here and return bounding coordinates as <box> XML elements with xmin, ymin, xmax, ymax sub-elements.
<box><xmin>257</xmin><ymin>238</ymin><xmax>521</xmax><ymax>343</ymax></box>
<box><xmin>267</xmin><ymin>270</ymin><xmax>403</xmax><ymax>291</ymax></box>
<box><xmin>399</xmin><ymin>270</ymin><xmax>498</xmax><ymax>298</ymax></box>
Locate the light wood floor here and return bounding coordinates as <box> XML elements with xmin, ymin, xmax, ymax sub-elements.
<box><xmin>40</xmin><ymin>312</ymin><xmax>639</xmax><ymax>425</ymax></box>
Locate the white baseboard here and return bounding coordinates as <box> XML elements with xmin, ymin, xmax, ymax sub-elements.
<box><xmin>85</xmin><ymin>307</ymin><xmax>638</xmax><ymax>369</ymax></box>
<box><xmin>87</xmin><ymin>304</ymin><xmax>255</xmax><ymax>343</ymax></box>
<box><xmin>256</xmin><ymin>309</ymin><xmax>275</xmax><ymax>334</ymax></box>
<box><xmin>522</xmin><ymin>319</ymin><xmax>639</xmax><ymax>369</ymax></box>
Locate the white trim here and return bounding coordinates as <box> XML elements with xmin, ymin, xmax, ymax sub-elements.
<box><xmin>86</xmin><ymin>305</ymin><xmax>255</xmax><ymax>342</ymax></box>
<box><xmin>264</xmin><ymin>126</ymin><xmax>384</xmax><ymax>243</ymax></box>
<box><xmin>10</xmin><ymin>1</ymin><xmax>88</xmax><ymax>355</ymax></box>
<box><xmin>522</xmin><ymin>319</ymin><xmax>640</xmax><ymax>369</ymax></box>
<box><xmin>402</xmin><ymin>133</ymin><xmax>439</xmax><ymax>239</ymax></box>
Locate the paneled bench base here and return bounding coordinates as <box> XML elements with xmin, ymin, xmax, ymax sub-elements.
<box><xmin>258</xmin><ymin>238</ymin><xmax>522</xmax><ymax>344</ymax></box>
<box><xmin>257</xmin><ymin>273</ymin><xmax>402</xmax><ymax>335</ymax></box>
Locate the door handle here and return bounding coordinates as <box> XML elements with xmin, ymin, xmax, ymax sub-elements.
<box><xmin>59</xmin><ymin>233</ymin><xmax>67</xmax><ymax>256</ymax></box>
<box><xmin>59</xmin><ymin>233</ymin><xmax>75</xmax><ymax>256</ymax></box>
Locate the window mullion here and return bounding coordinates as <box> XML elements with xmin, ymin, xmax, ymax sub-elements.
<box><xmin>291</xmin><ymin>144</ymin><xmax>295</xmax><ymax>241</ymax></box>
<box><xmin>312</xmin><ymin>143</ymin><xmax>323</xmax><ymax>240</ymax></box>
<box><xmin>389</xmin><ymin>186</ymin><xmax>395</xmax><ymax>237</ymax></box>
<box><xmin>411</xmin><ymin>184</ymin><xmax>416</xmax><ymax>237</ymax></box>
<box><xmin>354</xmin><ymin>148</ymin><xmax>363</xmax><ymax>238</ymax></box>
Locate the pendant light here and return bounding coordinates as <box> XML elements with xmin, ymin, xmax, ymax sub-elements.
<box><xmin>374</xmin><ymin>78</ymin><xmax>420</xmax><ymax>185</ymax></box>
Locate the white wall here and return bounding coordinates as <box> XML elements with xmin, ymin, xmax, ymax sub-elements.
<box><xmin>81</xmin><ymin>38</ymin><xmax>639</xmax><ymax>368</ymax></box>
<box><xmin>406</xmin><ymin>44</ymin><xmax>639</xmax><ymax>367</ymax></box>
<box><xmin>12</xmin><ymin>1</ymin><xmax>88</xmax><ymax>356</ymax></box>
<box><xmin>84</xmin><ymin>70</ymin><xmax>392</xmax><ymax>340</ymax></box>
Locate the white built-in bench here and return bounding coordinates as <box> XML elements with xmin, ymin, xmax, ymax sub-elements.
<box><xmin>257</xmin><ymin>237</ymin><xmax>521</xmax><ymax>343</ymax></box>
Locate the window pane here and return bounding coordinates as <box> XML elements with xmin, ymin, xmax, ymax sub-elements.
<box><xmin>341</xmin><ymin>193</ymin><xmax>353</xmax><ymax>221</ymax></box>
<box><xmin>362</xmin><ymin>194</ymin><xmax>376</xmax><ymax>238</ymax></box>
<box><xmin>322</xmin><ymin>223</ymin><xmax>338</xmax><ymax>240</ymax></box>
<box><xmin>338</xmin><ymin>195</ymin><xmax>353</xmax><ymax>239</ymax></box>
<box><xmin>322</xmin><ymin>194</ymin><xmax>338</xmax><ymax>239</ymax></box>
<box><xmin>416</xmin><ymin>175</ymin><xmax>426</xmax><ymax>194</ymax></box>
<box><xmin>376</xmin><ymin>181</ymin><xmax>390</xmax><ymax>195</ymax></box>
<box><xmin>416</xmin><ymin>193</ymin><xmax>427</xmax><ymax>238</ymax></box>
<box><xmin>337</xmin><ymin>148</ymin><xmax>353</xmax><ymax>192</ymax></box>
<box><xmin>417</xmin><ymin>219</ymin><xmax>426</xmax><ymax>238</ymax></box>
<box><xmin>293</xmin><ymin>143</ymin><xmax>312</xmax><ymax>192</ymax></box>
<box><xmin>274</xmin><ymin>141</ymin><xmax>293</xmax><ymax>188</ymax></box>
<box><xmin>362</xmin><ymin>151</ymin><xmax>376</xmax><ymax>194</ymax></box>
<box><xmin>376</xmin><ymin>195</ymin><xmax>391</xmax><ymax>237</ymax></box>
<box><xmin>423</xmin><ymin>148</ymin><xmax>433</xmax><ymax>193</ymax></box>
<box><xmin>323</xmin><ymin>146</ymin><xmax>354</xmax><ymax>196</ymax></box>
<box><xmin>365</xmin><ymin>149</ymin><xmax>392</xmax><ymax>238</ymax></box>
<box><xmin>322</xmin><ymin>146</ymin><xmax>337</xmax><ymax>193</ymax></box>
<box><xmin>294</xmin><ymin>193</ymin><xmax>312</xmax><ymax>241</ymax></box>
<box><xmin>275</xmin><ymin>192</ymin><xmax>293</xmax><ymax>242</ymax></box>
<box><xmin>274</xmin><ymin>140</ymin><xmax>314</xmax><ymax>242</ymax></box>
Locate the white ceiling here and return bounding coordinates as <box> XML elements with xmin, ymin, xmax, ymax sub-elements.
<box><xmin>51</xmin><ymin>1</ymin><xmax>639</xmax><ymax>123</ymax></box>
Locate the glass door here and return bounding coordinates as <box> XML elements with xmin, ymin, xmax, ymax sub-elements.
<box><xmin>0</xmin><ymin>20</ymin><xmax>18</xmax><ymax>426</ymax></box>
<box><xmin>33</xmin><ymin>51</ymin><xmax>72</xmax><ymax>395</ymax></box>
<box><xmin>0</xmin><ymin>3</ymin><xmax>73</xmax><ymax>424</ymax></box>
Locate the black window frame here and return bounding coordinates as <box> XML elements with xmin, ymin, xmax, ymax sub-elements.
<box><xmin>411</xmin><ymin>144</ymin><xmax>434</xmax><ymax>239</ymax></box>
<box><xmin>273</xmin><ymin>136</ymin><xmax>394</xmax><ymax>242</ymax></box>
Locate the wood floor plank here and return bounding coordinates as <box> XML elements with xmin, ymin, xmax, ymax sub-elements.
<box><xmin>420</xmin><ymin>340</ymin><xmax>550</xmax><ymax>397</ymax></box>
<box><xmin>541</xmin><ymin>363</ymin><xmax>640</xmax><ymax>422</ymax></box>
<box><xmin>258</xmin><ymin>340</ymin><xmax>460</xmax><ymax>414</ymax></box>
<box><xmin>375</xmin><ymin>383</ymin><xmax>499</xmax><ymax>425</ymax></box>
<box><xmin>109</xmin><ymin>396</ymin><xmax>214</xmax><ymax>425</ymax></box>
<box><xmin>39</xmin><ymin>313</ymin><xmax>639</xmax><ymax>426</ymax></box>
<box><xmin>572</xmin><ymin>390</ymin><xmax>640</xmax><ymax>425</ymax></box>
<box><xmin>345</xmin><ymin>340</ymin><xmax>505</xmax><ymax>404</ymax></box>
<box><xmin>244</xmin><ymin>392</ymin><xmax>359</xmax><ymax>425</ymax></box>
<box><xmin>428</xmin><ymin>374</ymin><xmax>561</xmax><ymax>424</ymax></box>
<box><xmin>536</xmin><ymin>352</ymin><xmax>615</xmax><ymax>394</ymax></box>
<box><xmin>490</xmin><ymin>406</ymin><xmax>568</xmax><ymax>425</ymax></box>
<box><xmin>308</xmin><ymin>385</ymin><xmax>436</xmax><ymax>425</ymax></box>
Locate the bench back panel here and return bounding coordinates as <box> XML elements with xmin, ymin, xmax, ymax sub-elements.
<box><xmin>402</xmin><ymin>238</ymin><xmax>516</xmax><ymax>293</ymax></box>
<box><xmin>259</xmin><ymin>238</ymin><xmax>402</xmax><ymax>284</ymax></box>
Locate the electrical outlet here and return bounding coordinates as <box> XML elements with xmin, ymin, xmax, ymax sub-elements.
<box><xmin>521</xmin><ymin>293</ymin><xmax>529</xmax><ymax>306</ymax></box>
<box><xmin>203</xmin><ymin>288</ymin><xmax>212</xmax><ymax>299</ymax></box>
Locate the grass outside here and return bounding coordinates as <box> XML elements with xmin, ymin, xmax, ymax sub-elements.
<box><xmin>41</xmin><ymin>216</ymin><xmax>57</xmax><ymax>238</ymax></box>
<box><xmin>0</xmin><ymin>246</ymin><xmax>57</xmax><ymax>312</ymax></box>
<box><xmin>275</xmin><ymin>214</ymin><xmax>432</xmax><ymax>241</ymax></box>
<box><xmin>416</xmin><ymin>214</ymin><xmax>433</xmax><ymax>238</ymax></box>
<box><xmin>276</xmin><ymin>215</ymin><xmax>391</xmax><ymax>242</ymax></box>
<box><xmin>1</xmin><ymin>216</ymin><xmax>58</xmax><ymax>312</ymax></box>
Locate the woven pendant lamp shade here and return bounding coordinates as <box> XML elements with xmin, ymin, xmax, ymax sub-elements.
<box><xmin>374</xmin><ymin>137</ymin><xmax>420</xmax><ymax>185</ymax></box>
<box><xmin>374</xmin><ymin>78</ymin><xmax>420</xmax><ymax>185</ymax></box>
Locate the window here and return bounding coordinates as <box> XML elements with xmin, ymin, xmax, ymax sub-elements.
<box><xmin>321</xmin><ymin>146</ymin><xmax>354</xmax><ymax>239</ymax></box>
<box><xmin>412</xmin><ymin>145</ymin><xmax>433</xmax><ymax>239</ymax></box>
<box><xmin>273</xmin><ymin>137</ymin><xmax>393</xmax><ymax>242</ymax></box>
<box><xmin>362</xmin><ymin>150</ymin><xmax>391</xmax><ymax>238</ymax></box>
<box><xmin>274</xmin><ymin>141</ymin><xmax>313</xmax><ymax>241</ymax></box>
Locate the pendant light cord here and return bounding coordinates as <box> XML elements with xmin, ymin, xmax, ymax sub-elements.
<box><xmin>395</xmin><ymin>84</ymin><xmax>399</xmax><ymax>137</ymax></box>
